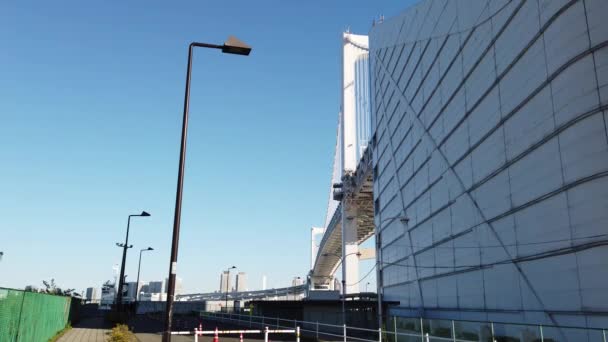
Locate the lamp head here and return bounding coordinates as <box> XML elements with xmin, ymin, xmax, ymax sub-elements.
<box><xmin>221</xmin><ymin>36</ymin><xmax>252</xmax><ymax>56</ymax></box>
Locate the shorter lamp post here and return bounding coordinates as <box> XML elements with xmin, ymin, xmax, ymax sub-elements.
<box><xmin>322</xmin><ymin>251</ymin><xmax>362</xmax><ymax>330</ymax></box>
<box><xmin>117</xmin><ymin>211</ymin><xmax>151</xmax><ymax>309</ymax></box>
<box><xmin>136</xmin><ymin>247</ymin><xmax>154</xmax><ymax>301</ymax></box>
<box><xmin>224</xmin><ymin>266</ymin><xmax>236</xmax><ymax>311</ymax></box>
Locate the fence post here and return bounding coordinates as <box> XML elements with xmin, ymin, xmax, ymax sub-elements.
<box><xmin>265</xmin><ymin>326</ymin><xmax>269</xmax><ymax>342</ymax></box>
<box><xmin>603</xmin><ymin>329</ymin><xmax>607</xmax><ymax>342</ymax></box>
<box><xmin>15</xmin><ymin>291</ymin><xmax>27</xmax><ymax>341</ymax></box>
<box><xmin>194</xmin><ymin>328</ymin><xmax>198</xmax><ymax>342</ymax></box>
<box><xmin>425</xmin><ymin>333</ymin><xmax>430</xmax><ymax>342</ymax></box>
<box><xmin>276</xmin><ymin>316</ymin><xmax>279</xmax><ymax>328</ymax></box>
<box><xmin>250</xmin><ymin>314</ymin><xmax>252</xmax><ymax>328</ymax></box>
<box><xmin>540</xmin><ymin>325</ymin><xmax>544</xmax><ymax>342</ymax></box>
<box><xmin>394</xmin><ymin>316</ymin><xmax>397</xmax><ymax>342</ymax></box>
<box><xmin>379</xmin><ymin>327</ymin><xmax>383</xmax><ymax>342</ymax></box>
<box><xmin>296</xmin><ymin>326</ymin><xmax>300</xmax><ymax>342</ymax></box>
<box><xmin>452</xmin><ymin>320</ymin><xmax>456</xmax><ymax>342</ymax></box>
<box><xmin>343</xmin><ymin>324</ymin><xmax>347</xmax><ymax>342</ymax></box>
<box><xmin>316</xmin><ymin>321</ymin><xmax>319</xmax><ymax>339</ymax></box>
<box><xmin>420</xmin><ymin>318</ymin><xmax>424</xmax><ymax>342</ymax></box>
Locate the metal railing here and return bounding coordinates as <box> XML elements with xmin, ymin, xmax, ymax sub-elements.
<box><xmin>171</xmin><ymin>326</ymin><xmax>300</xmax><ymax>342</ymax></box>
<box><xmin>200</xmin><ymin>311</ymin><xmax>608</xmax><ymax>342</ymax></box>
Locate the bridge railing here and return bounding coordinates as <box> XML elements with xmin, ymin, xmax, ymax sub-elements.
<box><xmin>200</xmin><ymin>311</ymin><xmax>608</xmax><ymax>342</ymax></box>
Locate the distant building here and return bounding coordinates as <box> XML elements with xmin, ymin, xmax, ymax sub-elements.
<box><xmin>124</xmin><ymin>282</ymin><xmax>141</xmax><ymax>302</ymax></box>
<box><xmin>164</xmin><ymin>277</ymin><xmax>182</xmax><ymax>295</ymax></box>
<box><xmin>292</xmin><ymin>277</ymin><xmax>304</xmax><ymax>287</ymax></box>
<box><xmin>220</xmin><ymin>271</ymin><xmax>231</xmax><ymax>293</ymax></box>
<box><xmin>148</xmin><ymin>280</ymin><xmax>165</xmax><ymax>294</ymax></box>
<box><xmin>139</xmin><ymin>292</ymin><xmax>167</xmax><ymax>302</ymax></box>
<box><xmin>140</xmin><ymin>284</ymin><xmax>149</xmax><ymax>294</ymax></box>
<box><xmin>235</xmin><ymin>272</ymin><xmax>247</xmax><ymax>292</ymax></box>
<box><xmin>85</xmin><ymin>287</ymin><xmax>98</xmax><ymax>301</ymax></box>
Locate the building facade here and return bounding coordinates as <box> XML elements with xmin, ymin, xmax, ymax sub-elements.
<box><xmin>236</xmin><ymin>272</ymin><xmax>247</xmax><ymax>292</ymax></box>
<box><xmin>85</xmin><ymin>287</ymin><xmax>98</xmax><ymax>301</ymax></box>
<box><xmin>369</xmin><ymin>0</ymin><xmax>608</xmax><ymax>338</ymax></box>
<box><xmin>220</xmin><ymin>271</ymin><xmax>231</xmax><ymax>293</ymax></box>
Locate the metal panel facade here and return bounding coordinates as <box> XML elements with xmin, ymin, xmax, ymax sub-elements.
<box><xmin>370</xmin><ymin>0</ymin><xmax>608</xmax><ymax>329</ymax></box>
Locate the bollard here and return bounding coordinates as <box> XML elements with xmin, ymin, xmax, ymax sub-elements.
<box><xmin>194</xmin><ymin>327</ymin><xmax>198</xmax><ymax>342</ymax></box>
<box><xmin>425</xmin><ymin>332</ymin><xmax>430</xmax><ymax>342</ymax></box>
<box><xmin>213</xmin><ymin>327</ymin><xmax>219</xmax><ymax>342</ymax></box>
<box><xmin>343</xmin><ymin>324</ymin><xmax>347</xmax><ymax>342</ymax></box>
<box><xmin>240</xmin><ymin>332</ymin><xmax>244</xmax><ymax>342</ymax></box>
<box><xmin>296</xmin><ymin>326</ymin><xmax>300</xmax><ymax>342</ymax></box>
<box><xmin>265</xmin><ymin>326</ymin><xmax>269</xmax><ymax>342</ymax></box>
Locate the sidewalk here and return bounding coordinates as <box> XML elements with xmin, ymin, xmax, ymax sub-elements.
<box><xmin>57</xmin><ymin>317</ymin><xmax>110</xmax><ymax>342</ymax></box>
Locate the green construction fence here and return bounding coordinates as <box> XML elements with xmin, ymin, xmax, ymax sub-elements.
<box><xmin>0</xmin><ymin>287</ymin><xmax>76</xmax><ymax>341</ymax></box>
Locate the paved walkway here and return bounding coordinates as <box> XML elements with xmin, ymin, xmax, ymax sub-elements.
<box><xmin>57</xmin><ymin>317</ymin><xmax>110</xmax><ymax>342</ymax></box>
<box><xmin>57</xmin><ymin>314</ymin><xmax>294</xmax><ymax>341</ymax></box>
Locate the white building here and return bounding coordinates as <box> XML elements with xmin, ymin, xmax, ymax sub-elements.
<box><xmin>292</xmin><ymin>277</ymin><xmax>304</xmax><ymax>287</ymax></box>
<box><xmin>369</xmin><ymin>0</ymin><xmax>608</xmax><ymax>339</ymax></box>
<box><xmin>139</xmin><ymin>292</ymin><xmax>167</xmax><ymax>302</ymax></box>
<box><xmin>235</xmin><ymin>272</ymin><xmax>247</xmax><ymax>292</ymax></box>
<box><xmin>219</xmin><ymin>271</ymin><xmax>231</xmax><ymax>293</ymax></box>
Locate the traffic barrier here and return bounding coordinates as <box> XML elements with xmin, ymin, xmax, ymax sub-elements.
<box><xmin>171</xmin><ymin>327</ymin><xmax>297</xmax><ymax>341</ymax></box>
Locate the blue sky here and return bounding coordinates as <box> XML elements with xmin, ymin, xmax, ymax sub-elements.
<box><xmin>0</xmin><ymin>0</ymin><xmax>414</xmax><ymax>294</ymax></box>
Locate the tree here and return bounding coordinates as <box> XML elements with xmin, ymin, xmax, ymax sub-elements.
<box><xmin>42</xmin><ymin>278</ymin><xmax>75</xmax><ymax>296</ymax></box>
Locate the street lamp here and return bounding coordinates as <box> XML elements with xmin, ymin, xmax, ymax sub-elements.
<box><xmin>136</xmin><ymin>247</ymin><xmax>154</xmax><ymax>301</ymax></box>
<box><xmin>116</xmin><ymin>211</ymin><xmax>150</xmax><ymax>309</ymax></box>
<box><xmin>322</xmin><ymin>251</ymin><xmax>362</xmax><ymax>330</ymax></box>
<box><xmin>224</xmin><ymin>266</ymin><xmax>237</xmax><ymax>311</ymax></box>
<box><xmin>162</xmin><ymin>35</ymin><xmax>252</xmax><ymax>342</ymax></box>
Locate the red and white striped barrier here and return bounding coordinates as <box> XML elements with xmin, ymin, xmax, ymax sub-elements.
<box><xmin>171</xmin><ymin>326</ymin><xmax>300</xmax><ymax>342</ymax></box>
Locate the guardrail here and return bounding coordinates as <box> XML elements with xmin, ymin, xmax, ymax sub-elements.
<box><xmin>200</xmin><ymin>311</ymin><xmax>442</xmax><ymax>342</ymax></box>
<box><xmin>200</xmin><ymin>311</ymin><xmax>608</xmax><ymax>342</ymax></box>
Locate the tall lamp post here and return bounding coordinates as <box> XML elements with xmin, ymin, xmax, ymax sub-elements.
<box><xmin>136</xmin><ymin>247</ymin><xmax>154</xmax><ymax>301</ymax></box>
<box><xmin>224</xmin><ymin>266</ymin><xmax>236</xmax><ymax>311</ymax></box>
<box><xmin>116</xmin><ymin>211</ymin><xmax>151</xmax><ymax>309</ymax></box>
<box><xmin>322</xmin><ymin>251</ymin><xmax>362</xmax><ymax>330</ymax></box>
<box><xmin>115</xmin><ymin>243</ymin><xmax>133</xmax><ymax>303</ymax></box>
<box><xmin>163</xmin><ymin>36</ymin><xmax>251</xmax><ymax>342</ymax></box>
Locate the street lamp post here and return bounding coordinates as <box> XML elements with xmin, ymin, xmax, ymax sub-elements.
<box><xmin>225</xmin><ymin>266</ymin><xmax>236</xmax><ymax>311</ymax></box>
<box><xmin>321</xmin><ymin>251</ymin><xmax>361</xmax><ymax>330</ymax></box>
<box><xmin>163</xmin><ymin>36</ymin><xmax>251</xmax><ymax>342</ymax></box>
<box><xmin>116</xmin><ymin>211</ymin><xmax>150</xmax><ymax>309</ymax></box>
<box><xmin>136</xmin><ymin>247</ymin><xmax>154</xmax><ymax>301</ymax></box>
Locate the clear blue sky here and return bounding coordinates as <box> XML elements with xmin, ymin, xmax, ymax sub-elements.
<box><xmin>0</xmin><ymin>0</ymin><xmax>414</xmax><ymax>294</ymax></box>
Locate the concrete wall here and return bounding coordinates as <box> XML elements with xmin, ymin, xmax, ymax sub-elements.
<box><xmin>369</xmin><ymin>0</ymin><xmax>608</xmax><ymax>330</ymax></box>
